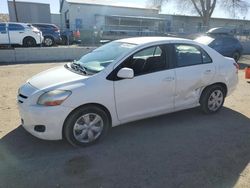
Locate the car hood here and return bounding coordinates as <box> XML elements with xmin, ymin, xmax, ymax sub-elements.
<box><xmin>28</xmin><ymin>65</ymin><xmax>88</xmax><ymax>90</ymax></box>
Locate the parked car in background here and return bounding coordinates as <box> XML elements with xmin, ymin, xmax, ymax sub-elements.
<box><xmin>32</xmin><ymin>23</ymin><xmax>62</xmax><ymax>47</ymax></box>
<box><xmin>0</xmin><ymin>22</ymin><xmax>43</xmax><ymax>47</ymax></box>
<box><xmin>18</xmin><ymin>37</ymin><xmax>238</xmax><ymax>147</ymax></box>
<box><xmin>61</xmin><ymin>30</ymin><xmax>82</xmax><ymax>45</ymax></box>
<box><xmin>195</xmin><ymin>28</ymin><xmax>243</xmax><ymax>62</ymax></box>
<box><xmin>61</xmin><ymin>30</ymin><xmax>74</xmax><ymax>45</ymax></box>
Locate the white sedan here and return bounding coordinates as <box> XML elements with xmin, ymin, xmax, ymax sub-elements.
<box><xmin>17</xmin><ymin>37</ymin><xmax>238</xmax><ymax>146</ymax></box>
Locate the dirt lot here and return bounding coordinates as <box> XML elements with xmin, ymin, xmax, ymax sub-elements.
<box><xmin>0</xmin><ymin>58</ymin><xmax>250</xmax><ymax>188</ymax></box>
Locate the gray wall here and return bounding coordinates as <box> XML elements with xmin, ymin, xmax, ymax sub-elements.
<box><xmin>61</xmin><ymin>1</ymin><xmax>159</xmax><ymax>30</ymax></box>
<box><xmin>8</xmin><ymin>1</ymin><xmax>51</xmax><ymax>23</ymax></box>
<box><xmin>51</xmin><ymin>14</ymin><xmax>61</xmax><ymax>27</ymax></box>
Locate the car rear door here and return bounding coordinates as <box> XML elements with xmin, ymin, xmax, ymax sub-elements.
<box><xmin>173</xmin><ymin>44</ymin><xmax>216</xmax><ymax>110</ymax></box>
<box><xmin>0</xmin><ymin>23</ymin><xmax>8</xmax><ymax>44</ymax></box>
<box><xmin>8</xmin><ymin>23</ymin><xmax>26</xmax><ymax>45</ymax></box>
<box><xmin>112</xmin><ymin>44</ymin><xmax>175</xmax><ymax>123</ymax></box>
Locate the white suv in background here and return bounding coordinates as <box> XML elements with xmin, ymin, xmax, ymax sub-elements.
<box><xmin>0</xmin><ymin>22</ymin><xmax>43</xmax><ymax>47</ymax></box>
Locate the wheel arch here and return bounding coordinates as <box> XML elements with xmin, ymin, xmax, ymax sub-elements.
<box><xmin>22</xmin><ymin>36</ymin><xmax>36</xmax><ymax>45</ymax></box>
<box><xmin>62</xmin><ymin>103</ymin><xmax>112</xmax><ymax>138</ymax></box>
<box><xmin>44</xmin><ymin>35</ymin><xmax>55</xmax><ymax>40</ymax></box>
<box><xmin>200</xmin><ymin>82</ymin><xmax>228</xmax><ymax>103</ymax></box>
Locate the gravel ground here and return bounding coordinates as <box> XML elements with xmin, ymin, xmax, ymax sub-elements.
<box><xmin>0</xmin><ymin>58</ymin><xmax>250</xmax><ymax>188</ymax></box>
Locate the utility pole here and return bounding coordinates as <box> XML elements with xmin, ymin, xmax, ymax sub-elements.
<box><xmin>13</xmin><ymin>0</ymin><xmax>19</xmax><ymax>22</ymax></box>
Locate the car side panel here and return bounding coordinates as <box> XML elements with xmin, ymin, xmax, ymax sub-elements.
<box><xmin>61</xmin><ymin>72</ymin><xmax>120</xmax><ymax>127</ymax></box>
<box><xmin>174</xmin><ymin>63</ymin><xmax>216</xmax><ymax>110</ymax></box>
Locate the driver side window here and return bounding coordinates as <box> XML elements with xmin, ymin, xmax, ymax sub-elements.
<box><xmin>123</xmin><ymin>45</ymin><xmax>167</xmax><ymax>76</ymax></box>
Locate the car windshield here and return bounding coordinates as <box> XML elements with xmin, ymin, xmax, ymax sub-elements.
<box><xmin>195</xmin><ymin>35</ymin><xmax>215</xmax><ymax>45</ymax></box>
<box><xmin>76</xmin><ymin>41</ymin><xmax>137</xmax><ymax>74</ymax></box>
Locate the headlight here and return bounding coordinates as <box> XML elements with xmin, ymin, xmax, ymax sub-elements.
<box><xmin>37</xmin><ymin>90</ymin><xmax>72</xmax><ymax>106</ymax></box>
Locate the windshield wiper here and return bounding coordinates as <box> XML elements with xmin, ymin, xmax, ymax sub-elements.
<box><xmin>70</xmin><ymin>61</ymin><xmax>87</xmax><ymax>75</ymax></box>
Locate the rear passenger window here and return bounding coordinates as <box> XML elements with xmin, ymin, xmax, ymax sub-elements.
<box><xmin>9</xmin><ymin>24</ymin><xmax>24</xmax><ymax>31</ymax></box>
<box><xmin>201</xmin><ymin>49</ymin><xmax>212</xmax><ymax>63</ymax></box>
<box><xmin>175</xmin><ymin>44</ymin><xmax>212</xmax><ymax>67</ymax></box>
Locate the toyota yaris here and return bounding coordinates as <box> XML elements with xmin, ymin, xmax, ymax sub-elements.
<box><xmin>17</xmin><ymin>37</ymin><xmax>238</xmax><ymax>146</ymax></box>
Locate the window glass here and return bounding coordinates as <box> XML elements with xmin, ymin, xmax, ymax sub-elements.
<box><xmin>77</xmin><ymin>41</ymin><xmax>136</xmax><ymax>73</ymax></box>
<box><xmin>134</xmin><ymin>47</ymin><xmax>155</xmax><ymax>59</ymax></box>
<box><xmin>9</xmin><ymin>24</ymin><xmax>24</xmax><ymax>31</ymax></box>
<box><xmin>202</xmin><ymin>49</ymin><xmax>212</xmax><ymax>63</ymax></box>
<box><xmin>175</xmin><ymin>44</ymin><xmax>202</xmax><ymax>67</ymax></box>
<box><xmin>0</xmin><ymin>24</ymin><xmax>6</xmax><ymax>32</ymax></box>
<box><xmin>124</xmin><ymin>45</ymin><xmax>167</xmax><ymax>76</ymax></box>
<box><xmin>213</xmin><ymin>38</ymin><xmax>223</xmax><ymax>46</ymax></box>
<box><xmin>222</xmin><ymin>37</ymin><xmax>237</xmax><ymax>46</ymax></box>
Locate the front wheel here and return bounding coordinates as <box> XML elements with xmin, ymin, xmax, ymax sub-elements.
<box><xmin>200</xmin><ymin>85</ymin><xmax>225</xmax><ymax>114</ymax></box>
<box><xmin>64</xmin><ymin>105</ymin><xmax>110</xmax><ymax>147</ymax></box>
<box><xmin>23</xmin><ymin>37</ymin><xmax>36</xmax><ymax>47</ymax></box>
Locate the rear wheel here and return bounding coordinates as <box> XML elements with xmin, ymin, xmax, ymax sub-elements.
<box><xmin>64</xmin><ymin>105</ymin><xmax>110</xmax><ymax>147</ymax></box>
<box><xmin>200</xmin><ymin>85</ymin><xmax>225</xmax><ymax>114</ymax></box>
<box><xmin>23</xmin><ymin>37</ymin><xmax>36</xmax><ymax>47</ymax></box>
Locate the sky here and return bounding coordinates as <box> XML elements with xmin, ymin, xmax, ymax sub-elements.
<box><xmin>1</xmin><ymin>0</ymin><xmax>250</xmax><ymax>20</ymax></box>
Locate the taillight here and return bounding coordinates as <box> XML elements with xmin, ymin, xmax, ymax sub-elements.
<box><xmin>233</xmin><ymin>63</ymin><xmax>239</xmax><ymax>73</ymax></box>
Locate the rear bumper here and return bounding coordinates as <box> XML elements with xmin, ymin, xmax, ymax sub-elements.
<box><xmin>227</xmin><ymin>74</ymin><xmax>238</xmax><ymax>96</ymax></box>
<box><xmin>35</xmin><ymin>36</ymin><xmax>44</xmax><ymax>45</ymax></box>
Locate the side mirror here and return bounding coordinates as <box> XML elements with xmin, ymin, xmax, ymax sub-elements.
<box><xmin>117</xmin><ymin>67</ymin><xmax>134</xmax><ymax>79</ymax></box>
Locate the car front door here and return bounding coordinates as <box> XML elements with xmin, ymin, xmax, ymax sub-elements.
<box><xmin>111</xmin><ymin>44</ymin><xmax>175</xmax><ymax>123</ymax></box>
<box><xmin>0</xmin><ymin>23</ymin><xmax>8</xmax><ymax>44</ymax></box>
<box><xmin>173</xmin><ymin>44</ymin><xmax>216</xmax><ymax>110</ymax></box>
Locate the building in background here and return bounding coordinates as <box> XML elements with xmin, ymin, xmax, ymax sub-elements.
<box><xmin>60</xmin><ymin>0</ymin><xmax>164</xmax><ymax>41</ymax></box>
<box><xmin>59</xmin><ymin>0</ymin><xmax>250</xmax><ymax>42</ymax></box>
<box><xmin>160</xmin><ymin>14</ymin><xmax>250</xmax><ymax>36</ymax></box>
<box><xmin>51</xmin><ymin>14</ymin><xmax>61</xmax><ymax>27</ymax></box>
<box><xmin>4</xmin><ymin>0</ymin><xmax>250</xmax><ymax>43</ymax></box>
<box><xmin>8</xmin><ymin>1</ymin><xmax>51</xmax><ymax>23</ymax></box>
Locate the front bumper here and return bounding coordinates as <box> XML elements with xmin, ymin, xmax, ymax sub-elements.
<box><xmin>17</xmin><ymin>83</ymin><xmax>73</xmax><ymax>140</ymax></box>
<box><xmin>18</xmin><ymin>104</ymin><xmax>72</xmax><ymax>140</ymax></box>
<box><xmin>18</xmin><ymin>103</ymin><xmax>73</xmax><ymax>140</ymax></box>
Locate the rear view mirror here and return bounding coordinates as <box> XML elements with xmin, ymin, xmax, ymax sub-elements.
<box><xmin>117</xmin><ymin>68</ymin><xmax>134</xmax><ymax>79</ymax></box>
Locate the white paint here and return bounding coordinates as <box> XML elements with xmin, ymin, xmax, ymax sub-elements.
<box><xmin>17</xmin><ymin>37</ymin><xmax>238</xmax><ymax>140</ymax></box>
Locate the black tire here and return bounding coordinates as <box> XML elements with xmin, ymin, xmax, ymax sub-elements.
<box><xmin>43</xmin><ymin>36</ymin><xmax>54</xmax><ymax>47</ymax></box>
<box><xmin>23</xmin><ymin>37</ymin><xmax>36</xmax><ymax>47</ymax></box>
<box><xmin>200</xmin><ymin>85</ymin><xmax>226</xmax><ymax>114</ymax></box>
<box><xmin>61</xmin><ymin>36</ymin><xmax>68</xmax><ymax>45</ymax></box>
<box><xmin>64</xmin><ymin>105</ymin><xmax>110</xmax><ymax>147</ymax></box>
<box><xmin>232</xmin><ymin>51</ymin><xmax>240</xmax><ymax>62</ymax></box>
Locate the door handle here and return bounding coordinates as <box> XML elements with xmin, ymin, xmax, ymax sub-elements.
<box><xmin>163</xmin><ymin>77</ymin><xmax>175</xmax><ymax>82</ymax></box>
<box><xmin>19</xmin><ymin>32</ymin><xmax>24</xmax><ymax>33</ymax></box>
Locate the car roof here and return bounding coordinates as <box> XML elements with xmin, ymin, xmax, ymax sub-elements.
<box><xmin>0</xmin><ymin>22</ymin><xmax>29</xmax><ymax>25</ymax></box>
<box><xmin>207</xmin><ymin>27</ymin><xmax>233</xmax><ymax>34</ymax></box>
<box><xmin>117</xmin><ymin>37</ymin><xmax>192</xmax><ymax>45</ymax></box>
<box><xmin>32</xmin><ymin>23</ymin><xmax>56</xmax><ymax>26</ymax></box>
